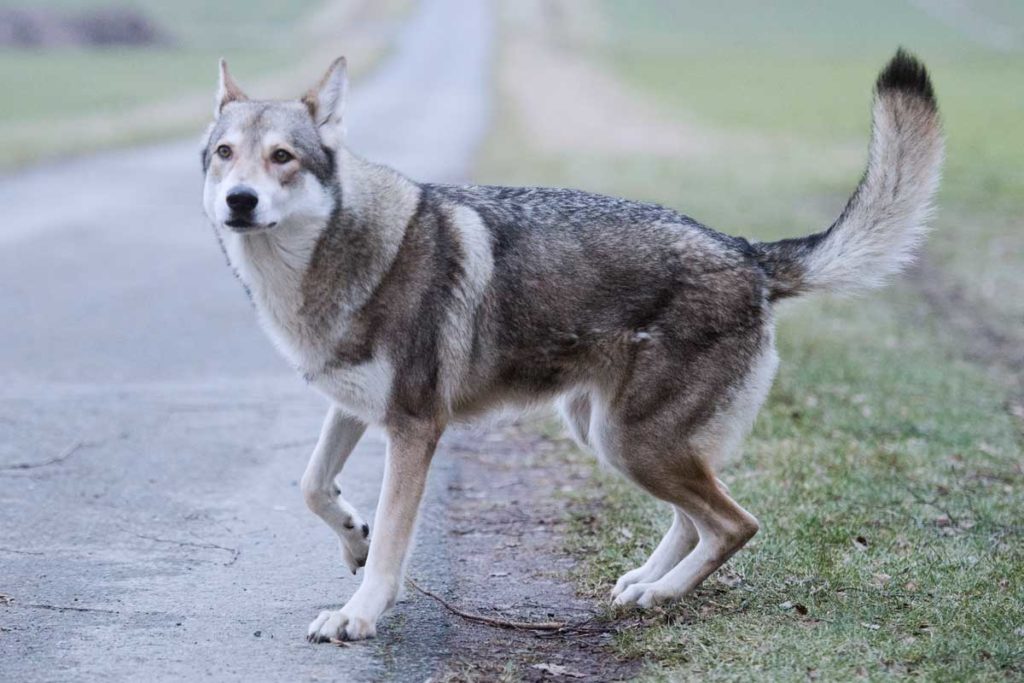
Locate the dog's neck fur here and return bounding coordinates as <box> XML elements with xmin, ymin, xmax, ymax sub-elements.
<box><xmin>220</xmin><ymin>146</ymin><xmax>421</xmax><ymax>373</ymax></box>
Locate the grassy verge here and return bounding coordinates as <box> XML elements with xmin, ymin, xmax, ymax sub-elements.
<box><xmin>0</xmin><ymin>0</ymin><xmax>409</xmax><ymax>168</ymax></box>
<box><xmin>596</xmin><ymin>0</ymin><xmax>1024</xmax><ymax>336</ymax></box>
<box><xmin>478</xmin><ymin>2</ymin><xmax>1023</xmax><ymax>679</ymax></box>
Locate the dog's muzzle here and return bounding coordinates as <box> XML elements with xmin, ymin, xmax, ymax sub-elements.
<box><xmin>225</xmin><ymin>186</ymin><xmax>260</xmax><ymax>229</ymax></box>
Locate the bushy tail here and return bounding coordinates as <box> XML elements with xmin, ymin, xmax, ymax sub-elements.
<box><xmin>755</xmin><ymin>49</ymin><xmax>944</xmax><ymax>300</ymax></box>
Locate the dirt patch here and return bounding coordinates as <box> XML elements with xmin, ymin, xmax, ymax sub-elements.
<box><xmin>428</xmin><ymin>419</ymin><xmax>641</xmax><ymax>682</ymax></box>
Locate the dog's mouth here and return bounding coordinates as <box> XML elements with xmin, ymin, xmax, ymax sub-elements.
<box><xmin>225</xmin><ymin>218</ymin><xmax>277</xmax><ymax>233</ymax></box>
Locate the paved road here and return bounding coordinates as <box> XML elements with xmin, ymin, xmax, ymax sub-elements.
<box><xmin>0</xmin><ymin>1</ymin><xmax>492</xmax><ymax>680</ymax></box>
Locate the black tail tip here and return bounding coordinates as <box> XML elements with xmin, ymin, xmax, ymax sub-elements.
<box><xmin>876</xmin><ymin>48</ymin><xmax>936</xmax><ymax>107</ymax></box>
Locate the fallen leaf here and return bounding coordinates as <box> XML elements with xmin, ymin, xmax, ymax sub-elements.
<box><xmin>531</xmin><ymin>663</ymin><xmax>585</xmax><ymax>678</ymax></box>
<box><xmin>978</xmin><ymin>442</ymin><xmax>999</xmax><ymax>456</ymax></box>
<box><xmin>871</xmin><ymin>573</ymin><xmax>892</xmax><ymax>588</ymax></box>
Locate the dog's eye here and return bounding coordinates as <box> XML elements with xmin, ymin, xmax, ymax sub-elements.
<box><xmin>271</xmin><ymin>149</ymin><xmax>294</xmax><ymax>164</ymax></box>
<box><xmin>216</xmin><ymin>145</ymin><xmax>232</xmax><ymax>160</ymax></box>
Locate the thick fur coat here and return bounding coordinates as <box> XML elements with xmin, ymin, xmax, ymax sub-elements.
<box><xmin>201</xmin><ymin>51</ymin><xmax>943</xmax><ymax>642</ymax></box>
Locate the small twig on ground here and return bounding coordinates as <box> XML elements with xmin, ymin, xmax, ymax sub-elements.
<box><xmin>134</xmin><ymin>533</ymin><xmax>240</xmax><ymax>566</ymax></box>
<box><xmin>0</xmin><ymin>440</ymin><xmax>86</xmax><ymax>472</ymax></box>
<box><xmin>406</xmin><ymin>577</ymin><xmax>568</xmax><ymax>631</ymax></box>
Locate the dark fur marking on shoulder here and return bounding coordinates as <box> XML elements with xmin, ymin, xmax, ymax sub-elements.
<box><xmin>317</xmin><ymin>190</ymin><xmax>429</xmax><ymax>376</ymax></box>
<box><xmin>389</xmin><ymin>189</ymin><xmax>467</xmax><ymax>417</ymax></box>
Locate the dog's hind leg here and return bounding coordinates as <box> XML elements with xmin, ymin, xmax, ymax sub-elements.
<box><xmin>601</xmin><ymin>334</ymin><xmax>775</xmax><ymax>608</ymax></box>
<box><xmin>611</xmin><ymin>506</ymin><xmax>698</xmax><ymax>598</ymax></box>
<box><xmin>557</xmin><ymin>389</ymin><xmax>592</xmax><ymax>449</ymax></box>
<box><xmin>612</xmin><ymin>464</ymin><xmax>758</xmax><ymax>608</ymax></box>
<box><xmin>301</xmin><ymin>405</ymin><xmax>370</xmax><ymax>574</ymax></box>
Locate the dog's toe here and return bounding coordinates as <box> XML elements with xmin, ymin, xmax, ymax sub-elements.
<box><xmin>308</xmin><ymin>609</ymin><xmax>348</xmax><ymax>643</ymax></box>
<box><xmin>307</xmin><ymin>610</ymin><xmax>335</xmax><ymax>642</ymax></box>
<box><xmin>343</xmin><ymin>614</ymin><xmax>376</xmax><ymax>641</ymax></box>
<box><xmin>611</xmin><ymin>567</ymin><xmax>649</xmax><ymax>599</ymax></box>
<box><xmin>307</xmin><ymin>608</ymin><xmax>377</xmax><ymax>642</ymax></box>
<box><xmin>340</xmin><ymin>538</ymin><xmax>369</xmax><ymax>575</ymax></box>
<box><xmin>636</xmin><ymin>588</ymin><xmax>667</xmax><ymax>609</ymax></box>
<box><xmin>612</xmin><ymin>582</ymin><xmax>652</xmax><ymax>607</ymax></box>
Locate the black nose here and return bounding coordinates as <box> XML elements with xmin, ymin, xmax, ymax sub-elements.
<box><xmin>226</xmin><ymin>187</ymin><xmax>258</xmax><ymax>213</ymax></box>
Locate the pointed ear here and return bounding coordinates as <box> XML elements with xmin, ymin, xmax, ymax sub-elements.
<box><xmin>215</xmin><ymin>59</ymin><xmax>248</xmax><ymax>117</ymax></box>
<box><xmin>302</xmin><ymin>56</ymin><xmax>348</xmax><ymax>145</ymax></box>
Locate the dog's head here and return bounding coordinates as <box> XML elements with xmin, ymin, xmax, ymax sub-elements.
<box><xmin>201</xmin><ymin>58</ymin><xmax>348</xmax><ymax>234</ymax></box>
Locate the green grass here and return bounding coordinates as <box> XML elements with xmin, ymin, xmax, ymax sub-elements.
<box><xmin>561</xmin><ymin>294</ymin><xmax>1023</xmax><ymax>680</ymax></box>
<box><xmin>593</xmin><ymin>0</ymin><xmax>1024</xmax><ymax>330</ymax></box>
<box><xmin>0</xmin><ymin>49</ymin><xmax>285</xmax><ymax>124</ymax></box>
<box><xmin>0</xmin><ymin>0</ymin><xmax>329</xmax><ymax>167</ymax></box>
<box><xmin>480</xmin><ymin>2</ymin><xmax>1024</xmax><ymax>679</ymax></box>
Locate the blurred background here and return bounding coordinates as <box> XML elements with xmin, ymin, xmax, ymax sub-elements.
<box><xmin>1</xmin><ymin>1</ymin><xmax>1021</xmax><ymax>680</ymax></box>
<box><xmin>0</xmin><ymin>0</ymin><xmax>410</xmax><ymax>165</ymax></box>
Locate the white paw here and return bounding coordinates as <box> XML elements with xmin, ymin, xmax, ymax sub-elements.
<box><xmin>611</xmin><ymin>567</ymin><xmax>651</xmax><ymax>599</ymax></box>
<box><xmin>613</xmin><ymin>582</ymin><xmax>652</xmax><ymax>607</ymax></box>
<box><xmin>306</xmin><ymin>608</ymin><xmax>377</xmax><ymax>642</ymax></box>
<box><xmin>613</xmin><ymin>582</ymin><xmax>675</xmax><ymax>609</ymax></box>
<box><xmin>637</xmin><ymin>587</ymin><xmax>668</xmax><ymax>609</ymax></box>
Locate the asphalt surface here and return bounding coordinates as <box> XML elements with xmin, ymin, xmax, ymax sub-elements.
<box><xmin>0</xmin><ymin>1</ymin><xmax>493</xmax><ymax>680</ymax></box>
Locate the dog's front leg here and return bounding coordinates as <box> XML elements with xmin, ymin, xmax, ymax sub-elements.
<box><xmin>307</xmin><ymin>417</ymin><xmax>442</xmax><ymax>642</ymax></box>
<box><xmin>300</xmin><ymin>405</ymin><xmax>369</xmax><ymax>573</ymax></box>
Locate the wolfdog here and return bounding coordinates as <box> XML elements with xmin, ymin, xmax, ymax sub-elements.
<box><xmin>201</xmin><ymin>50</ymin><xmax>942</xmax><ymax>642</ymax></box>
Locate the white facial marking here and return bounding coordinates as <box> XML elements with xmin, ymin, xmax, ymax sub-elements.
<box><xmin>202</xmin><ymin>120</ymin><xmax>333</xmax><ymax>235</ymax></box>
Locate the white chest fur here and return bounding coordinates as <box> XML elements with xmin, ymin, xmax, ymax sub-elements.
<box><xmin>222</xmin><ymin>229</ymin><xmax>394</xmax><ymax>424</ymax></box>
<box><xmin>308</xmin><ymin>358</ymin><xmax>394</xmax><ymax>424</ymax></box>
